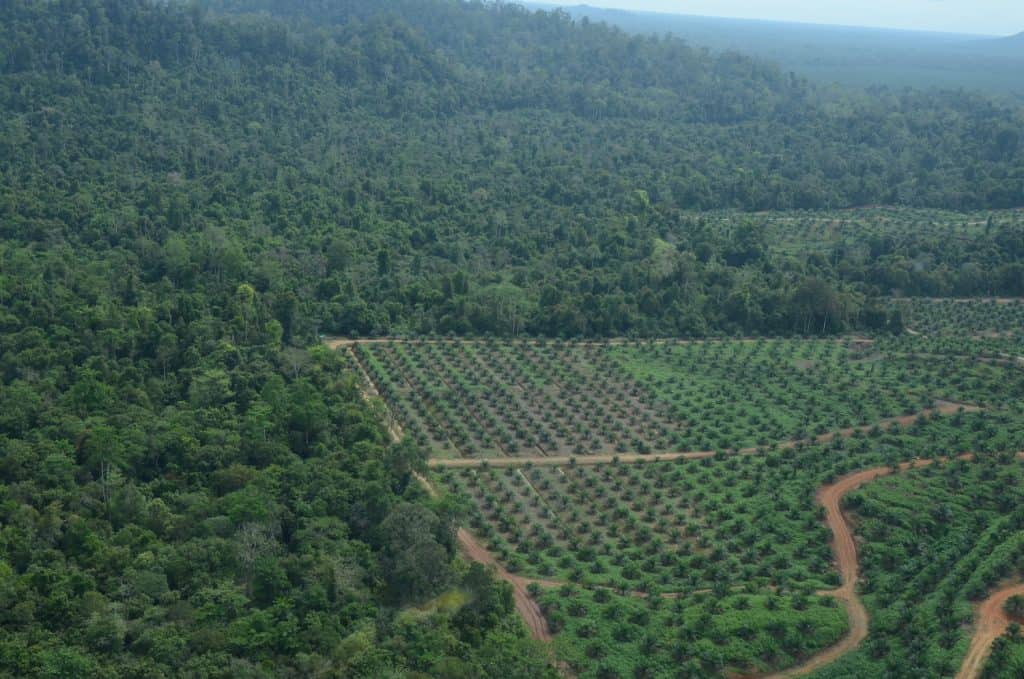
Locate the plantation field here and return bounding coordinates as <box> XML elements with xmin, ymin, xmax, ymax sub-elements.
<box><xmin>348</xmin><ymin>339</ymin><xmax>684</xmax><ymax>458</ymax></box>
<box><xmin>330</xmin><ymin>332</ymin><xmax>1024</xmax><ymax>678</ymax></box>
<box><xmin>441</xmin><ymin>456</ymin><xmax>836</xmax><ymax>592</ymax></box>
<box><xmin>343</xmin><ymin>337</ymin><xmax>1020</xmax><ymax>459</ymax></box>
<box><xmin>813</xmin><ymin>452</ymin><xmax>1024</xmax><ymax>678</ymax></box>
<box><xmin>893</xmin><ymin>298</ymin><xmax>1024</xmax><ymax>338</ymax></box>
<box><xmin>689</xmin><ymin>208</ymin><xmax>993</xmax><ymax>262</ymax></box>
<box><xmin>742</xmin><ymin>208</ymin><xmax>1022</xmax><ymax>259</ymax></box>
<box><xmin>539</xmin><ymin>585</ymin><xmax>846</xmax><ymax>678</ymax></box>
<box><xmin>431</xmin><ymin>411</ymin><xmax>1024</xmax><ymax>678</ymax></box>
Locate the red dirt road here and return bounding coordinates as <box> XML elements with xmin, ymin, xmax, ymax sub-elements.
<box><xmin>456</xmin><ymin>527</ymin><xmax>557</xmax><ymax>642</ymax></box>
<box><xmin>413</xmin><ymin>472</ymin><xmax>558</xmax><ymax>642</ymax></box>
<box><xmin>956</xmin><ymin>583</ymin><xmax>1024</xmax><ymax>679</ymax></box>
<box><xmin>761</xmin><ymin>462</ymin><xmax>917</xmax><ymax>678</ymax></box>
<box><xmin>766</xmin><ymin>463</ymin><xmax>923</xmax><ymax>678</ymax></box>
<box><xmin>770</xmin><ymin>452</ymin><xmax>1024</xmax><ymax>679</ymax></box>
<box><xmin>430</xmin><ymin>452</ymin><xmax>1024</xmax><ymax>675</ymax></box>
<box><xmin>423</xmin><ymin>446</ymin><xmax>1024</xmax><ymax>676</ymax></box>
<box><xmin>337</xmin><ymin>334</ymin><xmax>1016</xmax><ymax>675</ymax></box>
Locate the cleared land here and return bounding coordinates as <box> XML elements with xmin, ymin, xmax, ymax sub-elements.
<box><xmin>328</xmin><ymin>325</ymin><xmax>1024</xmax><ymax>678</ymax></box>
<box><xmin>338</xmin><ymin>337</ymin><xmax>1008</xmax><ymax>461</ymax></box>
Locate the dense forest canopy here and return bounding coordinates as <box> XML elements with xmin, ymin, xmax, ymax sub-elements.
<box><xmin>1</xmin><ymin>0</ymin><xmax>1023</xmax><ymax>339</ymax></box>
<box><xmin>524</xmin><ymin>3</ymin><xmax>1024</xmax><ymax>100</ymax></box>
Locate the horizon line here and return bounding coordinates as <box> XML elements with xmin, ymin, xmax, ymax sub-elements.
<box><xmin>519</xmin><ymin>1</ymin><xmax>1010</xmax><ymax>39</ymax></box>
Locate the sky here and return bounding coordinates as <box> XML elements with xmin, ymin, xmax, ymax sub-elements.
<box><xmin>552</xmin><ymin>1</ymin><xmax>1020</xmax><ymax>36</ymax></box>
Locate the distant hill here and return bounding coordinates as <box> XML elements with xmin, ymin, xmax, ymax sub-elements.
<box><xmin>984</xmin><ymin>31</ymin><xmax>1024</xmax><ymax>50</ymax></box>
<box><xmin>2</xmin><ymin>0</ymin><xmax>1024</xmax><ymax>340</ymax></box>
<box><xmin>954</xmin><ymin>30</ymin><xmax>1024</xmax><ymax>58</ymax></box>
<box><xmin>524</xmin><ymin>3</ymin><xmax>1024</xmax><ymax>99</ymax></box>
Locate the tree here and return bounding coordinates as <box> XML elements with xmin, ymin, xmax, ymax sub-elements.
<box><xmin>377</xmin><ymin>503</ymin><xmax>451</xmax><ymax>603</ymax></box>
<box><xmin>1005</xmin><ymin>595</ymin><xmax>1024</xmax><ymax>620</ymax></box>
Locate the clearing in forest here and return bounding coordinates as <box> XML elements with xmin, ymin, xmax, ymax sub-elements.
<box><xmin>326</xmin><ymin>329</ymin><xmax>1024</xmax><ymax>679</ymax></box>
<box><xmin>337</xmin><ymin>337</ymin><xmax>1008</xmax><ymax>460</ymax></box>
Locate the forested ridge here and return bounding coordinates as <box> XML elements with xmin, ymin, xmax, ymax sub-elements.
<box><xmin>2</xmin><ymin>0</ymin><xmax>1024</xmax><ymax>338</ymax></box>
<box><xmin>0</xmin><ymin>1</ymin><xmax>1023</xmax><ymax>677</ymax></box>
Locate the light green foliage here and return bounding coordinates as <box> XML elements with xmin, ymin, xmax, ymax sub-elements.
<box><xmin>357</xmin><ymin>338</ymin><xmax>1023</xmax><ymax>457</ymax></box>
<box><xmin>436</xmin><ymin>410</ymin><xmax>1024</xmax><ymax>677</ymax></box>
<box><xmin>814</xmin><ymin>454</ymin><xmax>1024</xmax><ymax>678</ymax></box>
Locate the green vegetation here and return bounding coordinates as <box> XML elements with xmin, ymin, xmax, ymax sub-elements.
<box><xmin>894</xmin><ymin>299</ymin><xmax>1024</xmax><ymax>337</ymax></box>
<box><xmin>3</xmin><ymin>0</ymin><xmax>1024</xmax><ymax>678</ymax></box>
<box><xmin>611</xmin><ymin>339</ymin><xmax>1017</xmax><ymax>447</ymax></box>
<box><xmin>352</xmin><ymin>338</ymin><xmax>1022</xmax><ymax>457</ymax></box>
<box><xmin>444</xmin><ymin>455</ymin><xmax>836</xmax><ymax>591</ymax></box>
<box><xmin>1006</xmin><ymin>596</ymin><xmax>1024</xmax><ymax>619</ymax></box>
<box><xmin>814</xmin><ymin>453</ymin><xmax>1024</xmax><ymax>678</ymax></box>
<box><xmin>541</xmin><ymin>586</ymin><xmax>845</xmax><ymax>678</ymax></box>
<box><xmin>537</xmin><ymin>5</ymin><xmax>1024</xmax><ymax>99</ymax></box>
<box><xmin>433</xmin><ymin>409</ymin><xmax>1024</xmax><ymax>677</ymax></box>
<box><xmin>985</xmin><ymin>627</ymin><xmax>1024</xmax><ymax>678</ymax></box>
<box><xmin>0</xmin><ymin>278</ymin><xmax>555</xmax><ymax>677</ymax></box>
<box><xmin>2</xmin><ymin>1</ymin><xmax>1024</xmax><ymax>340</ymax></box>
<box><xmin>352</xmin><ymin>340</ymin><xmax>684</xmax><ymax>457</ymax></box>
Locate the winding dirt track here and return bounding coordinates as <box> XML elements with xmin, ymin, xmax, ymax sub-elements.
<box><xmin>420</xmin><ymin>435</ymin><xmax>1024</xmax><ymax>676</ymax></box>
<box><xmin>956</xmin><ymin>583</ymin><xmax>1024</xmax><ymax>679</ymax></box>
<box><xmin>329</xmin><ymin>336</ymin><xmax>1018</xmax><ymax>675</ymax></box>
<box><xmin>422</xmin><ymin>452</ymin><xmax>1024</xmax><ymax>675</ymax></box>
<box><xmin>456</xmin><ymin>527</ymin><xmax>556</xmax><ymax>642</ymax></box>
<box><xmin>765</xmin><ymin>462</ymin><xmax>929</xmax><ymax>678</ymax></box>
<box><xmin>413</xmin><ymin>471</ymin><xmax>558</xmax><ymax>641</ymax></box>
<box><xmin>769</xmin><ymin>452</ymin><xmax>1024</xmax><ymax>679</ymax></box>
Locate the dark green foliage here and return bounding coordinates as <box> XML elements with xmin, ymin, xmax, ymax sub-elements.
<box><xmin>984</xmin><ymin>626</ymin><xmax>1024</xmax><ymax>678</ymax></box>
<box><xmin>0</xmin><ymin>266</ymin><xmax>553</xmax><ymax>676</ymax></box>
<box><xmin>2</xmin><ymin>0</ymin><xmax>1024</xmax><ymax>676</ymax></box>
<box><xmin>1</xmin><ymin>1</ymin><xmax>1023</xmax><ymax>339</ymax></box>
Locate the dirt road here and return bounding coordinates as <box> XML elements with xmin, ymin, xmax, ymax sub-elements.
<box><xmin>767</xmin><ymin>462</ymin><xmax>927</xmax><ymax>678</ymax></box>
<box><xmin>413</xmin><ymin>472</ymin><xmax>558</xmax><ymax>642</ymax></box>
<box><xmin>423</xmin><ymin>445</ymin><xmax>1024</xmax><ymax>676</ymax></box>
<box><xmin>769</xmin><ymin>452</ymin><xmax>1024</xmax><ymax>679</ymax></box>
<box><xmin>336</xmin><ymin>333</ymin><xmax>1015</xmax><ymax>675</ymax></box>
<box><xmin>428</xmin><ymin>401</ymin><xmax>980</xmax><ymax>469</ymax></box>
<box><xmin>956</xmin><ymin>583</ymin><xmax>1024</xmax><ymax>679</ymax></box>
<box><xmin>456</xmin><ymin>527</ymin><xmax>557</xmax><ymax>642</ymax></box>
<box><xmin>761</xmin><ymin>462</ymin><xmax>920</xmax><ymax>678</ymax></box>
<box><xmin>324</xmin><ymin>336</ymin><xmax>875</xmax><ymax>350</ymax></box>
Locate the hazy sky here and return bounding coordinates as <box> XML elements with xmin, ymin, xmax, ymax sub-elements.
<box><xmin>559</xmin><ymin>1</ymin><xmax>1020</xmax><ymax>36</ymax></box>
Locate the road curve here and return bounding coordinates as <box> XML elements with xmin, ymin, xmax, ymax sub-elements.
<box><xmin>956</xmin><ymin>583</ymin><xmax>1024</xmax><ymax>679</ymax></box>
<box><xmin>759</xmin><ymin>461</ymin><xmax>927</xmax><ymax>678</ymax></box>
<box><xmin>413</xmin><ymin>472</ymin><xmax>557</xmax><ymax>642</ymax></box>
<box><xmin>337</xmin><ymin>334</ymin><xmax>1017</xmax><ymax>675</ymax></box>
<box><xmin>767</xmin><ymin>452</ymin><xmax>1024</xmax><ymax>679</ymax></box>
<box><xmin>424</xmin><ymin>444</ymin><xmax>1024</xmax><ymax>676</ymax></box>
<box><xmin>456</xmin><ymin>527</ymin><xmax>555</xmax><ymax>642</ymax></box>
